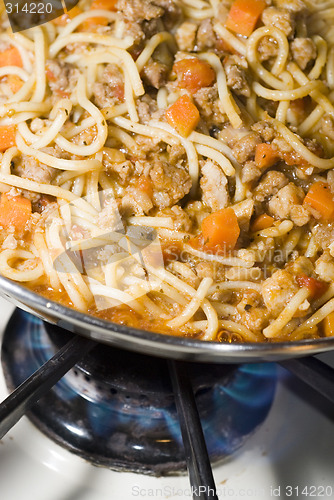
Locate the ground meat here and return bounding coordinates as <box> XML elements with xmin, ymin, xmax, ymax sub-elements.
<box><xmin>31</xmin><ymin>195</ymin><xmax>55</xmax><ymax>214</ymax></box>
<box><xmin>262</xmin><ymin>7</ymin><xmax>295</xmax><ymax>38</ymax></box>
<box><xmin>257</xmin><ymin>36</ymin><xmax>278</xmax><ymax>62</ymax></box>
<box><xmin>290</xmin><ymin>205</ymin><xmax>311</xmax><ymax>226</ymax></box>
<box><xmin>157</xmin><ymin>205</ymin><xmax>193</xmax><ymax>231</ymax></box>
<box><xmin>193</xmin><ymin>86</ymin><xmax>217</xmax><ymax>118</ymax></box>
<box><xmin>253</xmin><ymin>171</ymin><xmax>289</xmax><ymax>202</ymax></box>
<box><xmin>240</xmin><ymin>160</ymin><xmax>261</xmax><ymax>184</ymax></box>
<box><xmin>123</xmin><ymin>20</ymin><xmax>145</xmax><ymax>47</ymax></box>
<box><xmin>194</xmin><ymin>85</ymin><xmax>226</xmax><ymax>124</ymax></box>
<box><xmin>315</xmin><ymin>252</ymin><xmax>334</xmax><ymax>282</ymax></box>
<box><xmin>41</xmin><ymin>145</ymin><xmax>73</xmax><ymax>160</ymax></box>
<box><xmin>167</xmin><ymin>144</ymin><xmax>186</xmax><ymax>164</ymax></box>
<box><xmin>290</xmin><ymin>37</ymin><xmax>317</xmax><ymax>70</ymax></box>
<box><xmin>175</xmin><ymin>22</ymin><xmax>197</xmax><ymax>51</ymax></box>
<box><xmin>224</xmin><ymin>55</ymin><xmax>251</xmax><ymax>97</ymax></box>
<box><xmin>117</xmin><ymin>0</ymin><xmax>163</xmax><ymax>22</ymax></box>
<box><xmin>231</xmin><ymin>132</ymin><xmax>261</xmax><ymax>163</ymax></box>
<box><xmin>46</xmin><ymin>60</ymin><xmax>78</xmax><ymax>98</ymax></box>
<box><xmin>149</xmin><ymin>160</ymin><xmax>192</xmax><ymax>209</ymax></box>
<box><xmin>12</xmin><ymin>155</ymin><xmax>57</xmax><ymax>184</ymax></box>
<box><xmin>137</xmin><ymin>94</ymin><xmax>160</xmax><ymax>124</ymax></box>
<box><xmin>196</xmin><ymin>19</ymin><xmax>216</xmax><ymax>51</ymax></box>
<box><xmin>219</xmin><ymin>125</ymin><xmax>252</xmax><ymax>148</ymax></box>
<box><xmin>152</xmin><ymin>0</ymin><xmax>181</xmax><ymax>30</ymax></box>
<box><xmin>132</xmin><ymin>135</ymin><xmax>162</xmax><ymax>158</ymax></box>
<box><xmin>268</xmin><ymin>183</ymin><xmax>309</xmax><ymax>225</ymax></box>
<box><xmin>235</xmin><ymin>290</ymin><xmax>267</xmax><ymax>332</ymax></box>
<box><xmin>271</xmin><ymin>135</ymin><xmax>294</xmax><ymax>156</ymax></box>
<box><xmin>252</xmin><ymin>121</ymin><xmax>277</xmax><ymax>142</ymax></box>
<box><xmin>92</xmin><ymin>64</ymin><xmax>124</xmax><ymax>108</ymax></box>
<box><xmin>98</xmin><ymin>201</ymin><xmax>122</xmax><ymax>231</ymax></box>
<box><xmin>238</xmin><ymin>306</ymin><xmax>268</xmax><ymax>333</ymax></box>
<box><xmin>262</xmin><ymin>269</ymin><xmax>299</xmax><ymax>316</ymax></box>
<box><xmin>200</xmin><ymin>160</ymin><xmax>229</xmax><ymax>211</ymax></box>
<box><xmin>105</xmin><ymin>160</ymin><xmax>134</xmax><ymax>185</ymax></box>
<box><xmin>93</xmin><ymin>83</ymin><xmax>116</xmax><ymax>109</ymax></box>
<box><xmin>312</xmin><ymin>223</ymin><xmax>334</xmax><ymax>251</ymax></box>
<box><xmin>141</xmin><ymin>61</ymin><xmax>169</xmax><ymax>89</ymax></box>
<box><xmin>72</xmin><ymin>126</ymin><xmax>97</xmax><ymax>147</ymax></box>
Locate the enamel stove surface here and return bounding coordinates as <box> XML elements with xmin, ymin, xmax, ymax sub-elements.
<box><xmin>0</xmin><ymin>297</ymin><xmax>334</xmax><ymax>500</ymax></box>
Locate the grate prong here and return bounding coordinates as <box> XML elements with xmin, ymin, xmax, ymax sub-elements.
<box><xmin>169</xmin><ymin>360</ymin><xmax>218</xmax><ymax>500</ymax></box>
<box><xmin>279</xmin><ymin>356</ymin><xmax>334</xmax><ymax>404</ymax></box>
<box><xmin>0</xmin><ymin>334</ymin><xmax>96</xmax><ymax>439</ymax></box>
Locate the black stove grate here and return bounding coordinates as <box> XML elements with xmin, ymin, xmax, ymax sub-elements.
<box><xmin>0</xmin><ymin>310</ymin><xmax>333</xmax><ymax>500</ymax></box>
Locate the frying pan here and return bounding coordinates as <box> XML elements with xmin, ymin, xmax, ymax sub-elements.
<box><xmin>1</xmin><ymin>273</ymin><xmax>334</xmax><ymax>363</ymax></box>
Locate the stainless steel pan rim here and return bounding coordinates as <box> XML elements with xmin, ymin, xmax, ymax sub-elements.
<box><xmin>1</xmin><ymin>274</ymin><xmax>334</xmax><ymax>363</ymax></box>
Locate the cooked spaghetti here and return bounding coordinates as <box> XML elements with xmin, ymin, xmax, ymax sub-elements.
<box><xmin>0</xmin><ymin>0</ymin><xmax>334</xmax><ymax>342</ymax></box>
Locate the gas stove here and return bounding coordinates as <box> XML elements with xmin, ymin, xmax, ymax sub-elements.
<box><xmin>0</xmin><ymin>296</ymin><xmax>334</xmax><ymax>500</ymax></box>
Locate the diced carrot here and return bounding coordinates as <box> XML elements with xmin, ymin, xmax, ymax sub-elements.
<box><xmin>7</xmin><ymin>74</ymin><xmax>23</xmax><ymax>93</ymax></box>
<box><xmin>0</xmin><ymin>193</ymin><xmax>31</xmax><ymax>233</ymax></box>
<box><xmin>250</xmin><ymin>213</ymin><xmax>274</xmax><ymax>232</ymax></box>
<box><xmin>54</xmin><ymin>6</ymin><xmax>83</xmax><ymax>26</ymax></box>
<box><xmin>0</xmin><ymin>126</ymin><xmax>16</xmax><ymax>152</ymax></box>
<box><xmin>137</xmin><ymin>176</ymin><xmax>153</xmax><ymax>199</ymax></box>
<box><xmin>166</xmin><ymin>95</ymin><xmax>200</xmax><ymax>137</ymax></box>
<box><xmin>323</xmin><ymin>312</ymin><xmax>334</xmax><ymax>337</ymax></box>
<box><xmin>82</xmin><ymin>0</ymin><xmax>117</xmax><ymax>28</ymax></box>
<box><xmin>226</xmin><ymin>0</ymin><xmax>266</xmax><ymax>37</ymax></box>
<box><xmin>90</xmin><ymin>0</ymin><xmax>117</xmax><ymax>10</ymax></box>
<box><xmin>255</xmin><ymin>143</ymin><xmax>280</xmax><ymax>169</ymax></box>
<box><xmin>296</xmin><ymin>274</ymin><xmax>329</xmax><ymax>300</ymax></box>
<box><xmin>303</xmin><ymin>181</ymin><xmax>334</xmax><ymax>220</ymax></box>
<box><xmin>0</xmin><ymin>47</ymin><xmax>23</xmax><ymax>68</ymax></box>
<box><xmin>201</xmin><ymin>207</ymin><xmax>240</xmax><ymax>251</ymax></box>
<box><xmin>82</xmin><ymin>16</ymin><xmax>109</xmax><ymax>28</ymax></box>
<box><xmin>173</xmin><ymin>58</ymin><xmax>216</xmax><ymax>94</ymax></box>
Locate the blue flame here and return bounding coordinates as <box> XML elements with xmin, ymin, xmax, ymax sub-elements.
<box><xmin>6</xmin><ymin>310</ymin><xmax>277</xmax><ymax>467</ymax></box>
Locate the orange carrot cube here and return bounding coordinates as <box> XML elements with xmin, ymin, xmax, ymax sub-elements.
<box><xmin>226</xmin><ymin>0</ymin><xmax>266</xmax><ymax>37</ymax></box>
<box><xmin>166</xmin><ymin>95</ymin><xmax>200</xmax><ymax>137</ymax></box>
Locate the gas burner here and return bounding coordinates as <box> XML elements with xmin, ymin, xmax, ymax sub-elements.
<box><xmin>1</xmin><ymin>309</ymin><xmax>277</xmax><ymax>475</ymax></box>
